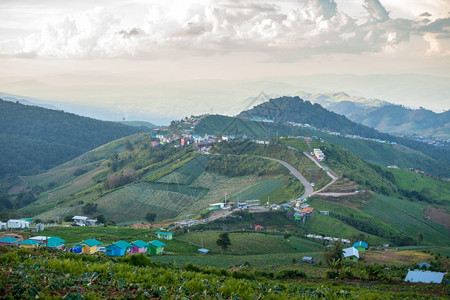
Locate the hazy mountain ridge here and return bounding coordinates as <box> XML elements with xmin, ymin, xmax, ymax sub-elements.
<box><xmin>297</xmin><ymin>91</ymin><xmax>450</xmax><ymax>139</ymax></box>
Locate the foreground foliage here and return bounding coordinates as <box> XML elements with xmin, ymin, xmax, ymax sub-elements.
<box><xmin>0</xmin><ymin>247</ymin><xmax>447</xmax><ymax>299</ymax></box>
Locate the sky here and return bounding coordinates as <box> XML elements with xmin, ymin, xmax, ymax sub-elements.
<box><xmin>0</xmin><ymin>0</ymin><xmax>449</xmax><ymax>123</ymax></box>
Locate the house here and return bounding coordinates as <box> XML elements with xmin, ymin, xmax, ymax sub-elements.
<box><xmin>131</xmin><ymin>240</ymin><xmax>149</xmax><ymax>254</ymax></box>
<box><xmin>198</xmin><ymin>248</ymin><xmax>209</xmax><ymax>255</ymax></box>
<box><xmin>418</xmin><ymin>262</ymin><xmax>431</xmax><ymax>269</ymax></box>
<box><xmin>352</xmin><ymin>241</ymin><xmax>368</xmax><ymax>252</ymax></box>
<box><xmin>0</xmin><ymin>222</ymin><xmax>7</xmax><ymax>230</ymax></box>
<box><xmin>254</xmin><ymin>225</ymin><xmax>264</xmax><ymax>231</ymax></box>
<box><xmin>404</xmin><ymin>270</ymin><xmax>446</xmax><ymax>284</ymax></box>
<box><xmin>72</xmin><ymin>216</ymin><xmax>88</xmax><ymax>226</ymax></box>
<box><xmin>18</xmin><ymin>239</ymin><xmax>40</xmax><ymax>248</ymax></box>
<box><xmin>209</xmin><ymin>203</ymin><xmax>225</xmax><ymax>210</ymax></box>
<box><xmin>78</xmin><ymin>239</ymin><xmax>103</xmax><ymax>254</ymax></box>
<box><xmin>302</xmin><ymin>256</ymin><xmax>314</xmax><ymax>264</ymax></box>
<box><xmin>319</xmin><ymin>211</ymin><xmax>330</xmax><ymax>216</ymax></box>
<box><xmin>106</xmin><ymin>241</ymin><xmax>132</xmax><ymax>257</ymax></box>
<box><xmin>7</xmin><ymin>219</ymin><xmax>30</xmax><ymax>229</ymax></box>
<box><xmin>0</xmin><ymin>237</ymin><xmax>20</xmax><ymax>246</ymax></box>
<box><xmin>343</xmin><ymin>247</ymin><xmax>360</xmax><ymax>262</ymax></box>
<box><xmin>148</xmin><ymin>240</ymin><xmax>166</xmax><ymax>254</ymax></box>
<box><xmin>155</xmin><ymin>231</ymin><xmax>173</xmax><ymax>240</ymax></box>
<box><xmin>313</xmin><ymin>148</ymin><xmax>325</xmax><ymax>161</ymax></box>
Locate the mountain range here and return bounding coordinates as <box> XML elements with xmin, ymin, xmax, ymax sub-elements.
<box><xmin>297</xmin><ymin>91</ymin><xmax>450</xmax><ymax>139</ymax></box>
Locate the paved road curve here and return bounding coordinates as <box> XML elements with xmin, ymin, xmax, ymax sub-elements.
<box><xmin>261</xmin><ymin>157</ymin><xmax>314</xmax><ymax>200</ymax></box>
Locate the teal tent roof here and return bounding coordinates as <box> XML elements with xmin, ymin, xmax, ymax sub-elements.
<box><xmin>19</xmin><ymin>239</ymin><xmax>40</xmax><ymax>246</ymax></box>
<box><xmin>0</xmin><ymin>237</ymin><xmax>19</xmax><ymax>243</ymax></box>
<box><xmin>352</xmin><ymin>241</ymin><xmax>368</xmax><ymax>248</ymax></box>
<box><xmin>149</xmin><ymin>240</ymin><xmax>166</xmax><ymax>248</ymax></box>
<box><xmin>132</xmin><ymin>240</ymin><xmax>149</xmax><ymax>248</ymax></box>
<box><xmin>108</xmin><ymin>240</ymin><xmax>132</xmax><ymax>249</ymax></box>
<box><xmin>44</xmin><ymin>239</ymin><xmax>65</xmax><ymax>248</ymax></box>
<box><xmin>48</xmin><ymin>236</ymin><xmax>66</xmax><ymax>244</ymax></box>
<box><xmin>81</xmin><ymin>239</ymin><xmax>102</xmax><ymax>247</ymax></box>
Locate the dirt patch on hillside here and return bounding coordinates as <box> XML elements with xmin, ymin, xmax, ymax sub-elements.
<box><xmin>424</xmin><ymin>206</ymin><xmax>450</xmax><ymax>230</ymax></box>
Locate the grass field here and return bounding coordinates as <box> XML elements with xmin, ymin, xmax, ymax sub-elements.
<box><xmin>363</xmin><ymin>194</ymin><xmax>450</xmax><ymax>246</ymax></box>
<box><xmin>303</xmin><ymin>214</ymin><xmax>379</xmax><ymax>241</ymax></box>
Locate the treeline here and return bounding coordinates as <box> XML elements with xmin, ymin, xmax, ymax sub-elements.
<box><xmin>0</xmin><ymin>100</ymin><xmax>145</xmax><ymax>177</ymax></box>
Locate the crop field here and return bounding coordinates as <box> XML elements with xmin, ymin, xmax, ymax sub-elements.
<box><xmin>226</xmin><ymin>177</ymin><xmax>286</xmax><ymax>203</ymax></box>
<box><xmin>363</xmin><ymin>195</ymin><xmax>450</xmax><ymax>246</ymax></box>
<box><xmin>176</xmin><ymin>231</ymin><xmax>311</xmax><ymax>255</ymax></box>
<box><xmin>94</xmin><ymin>183</ymin><xmax>200</xmax><ymax>222</ymax></box>
<box><xmin>158</xmin><ymin>155</ymin><xmax>210</xmax><ymax>185</ymax></box>
<box><xmin>281</xmin><ymin>138</ymin><xmax>324</xmax><ymax>152</ymax></box>
<box><xmin>151</xmin><ymin>252</ymin><xmax>324</xmax><ymax>270</ymax></box>
<box><xmin>146</xmin><ymin>183</ymin><xmax>206</xmax><ymax>198</ymax></box>
<box><xmin>182</xmin><ymin>173</ymin><xmax>260</xmax><ymax>216</ymax></box>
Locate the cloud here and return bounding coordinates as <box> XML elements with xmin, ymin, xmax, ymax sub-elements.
<box><xmin>0</xmin><ymin>0</ymin><xmax>449</xmax><ymax>59</ymax></box>
<box><xmin>363</xmin><ymin>0</ymin><xmax>389</xmax><ymax>23</ymax></box>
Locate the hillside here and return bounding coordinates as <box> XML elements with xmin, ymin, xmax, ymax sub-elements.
<box><xmin>195</xmin><ymin>114</ymin><xmax>450</xmax><ymax>178</ymax></box>
<box><xmin>9</xmin><ymin>137</ymin><xmax>305</xmax><ymax>224</ymax></box>
<box><xmin>296</xmin><ymin>91</ymin><xmax>450</xmax><ymax>139</ymax></box>
<box><xmin>0</xmin><ymin>100</ymin><xmax>147</xmax><ymax>178</ymax></box>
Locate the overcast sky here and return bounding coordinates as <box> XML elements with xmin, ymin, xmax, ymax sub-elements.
<box><xmin>0</xmin><ymin>0</ymin><xmax>449</xmax><ymax>121</ymax></box>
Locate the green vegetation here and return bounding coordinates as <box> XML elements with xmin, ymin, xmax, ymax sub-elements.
<box><xmin>196</xmin><ymin>115</ymin><xmax>450</xmax><ymax>177</ymax></box>
<box><xmin>363</xmin><ymin>195</ymin><xmax>450</xmax><ymax>246</ymax></box>
<box><xmin>0</xmin><ymin>99</ymin><xmax>145</xmax><ymax>178</ymax></box>
<box><xmin>0</xmin><ymin>244</ymin><xmax>447</xmax><ymax>298</ymax></box>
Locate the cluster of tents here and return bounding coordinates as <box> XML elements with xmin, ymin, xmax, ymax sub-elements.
<box><xmin>0</xmin><ymin>236</ymin><xmax>167</xmax><ymax>257</ymax></box>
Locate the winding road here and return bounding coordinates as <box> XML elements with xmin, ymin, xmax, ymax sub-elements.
<box><xmin>260</xmin><ymin>157</ymin><xmax>313</xmax><ymax>200</ymax></box>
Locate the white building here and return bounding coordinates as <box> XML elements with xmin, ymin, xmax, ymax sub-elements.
<box><xmin>7</xmin><ymin>219</ymin><xmax>29</xmax><ymax>229</ymax></box>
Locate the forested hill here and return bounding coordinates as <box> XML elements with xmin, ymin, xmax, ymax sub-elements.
<box><xmin>0</xmin><ymin>100</ymin><xmax>147</xmax><ymax>177</ymax></box>
<box><xmin>236</xmin><ymin>96</ymin><xmax>450</xmax><ymax>165</ymax></box>
<box><xmin>238</xmin><ymin>96</ymin><xmax>392</xmax><ymax>139</ymax></box>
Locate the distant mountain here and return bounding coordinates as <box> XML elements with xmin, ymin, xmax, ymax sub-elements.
<box><xmin>296</xmin><ymin>91</ymin><xmax>450</xmax><ymax>139</ymax></box>
<box><xmin>349</xmin><ymin>105</ymin><xmax>450</xmax><ymax>139</ymax></box>
<box><xmin>0</xmin><ymin>99</ymin><xmax>147</xmax><ymax>178</ymax></box>
<box><xmin>0</xmin><ymin>92</ymin><xmax>59</xmax><ymax>110</ymax></box>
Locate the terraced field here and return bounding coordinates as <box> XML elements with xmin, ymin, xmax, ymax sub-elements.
<box><xmin>158</xmin><ymin>155</ymin><xmax>210</xmax><ymax>185</ymax></box>
<box><xmin>226</xmin><ymin>177</ymin><xmax>286</xmax><ymax>203</ymax></box>
<box><xmin>94</xmin><ymin>183</ymin><xmax>202</xmax><ymax>223</ymax></box>
<box><xmin>363</xmin><ymin>195</ymin><xmax>450</xmax><ymax>246</ymax></box>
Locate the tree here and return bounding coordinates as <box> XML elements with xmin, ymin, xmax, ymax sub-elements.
<box><xmin>82</xmin><ymin>203</ymin><xmax>98</xmax><ymax>215</ymax></box>
<box><xmin>125</xmin><ymin>140</ymin><xmax>134</xmax><ymax>152</ymax></box>
<box><xmin>96</xmin><ymin>214</ymin><xmax>106</xmax><ymax>224</ymax></box>
<box><xmin>64</xmin><ymin>215</ymin><xmax>74</xmax><ymax>222</ymax></box>
<box><xmin>145</xmin><ymin>212</ymin><xmax>157</xmax><ymax>223</ymax></box>
<box><xmin>216</xmin><ymin>232</ymin><xmax>231</xmax><ymax>253</ymax></box>
<box><xmin>323</xmin><ymin>243</ymin><xmax>344</xmax><ymax>267</ymax></box>
<box><xmin>417</xmin><ymin>232</ymin><xmax>423</xmax><ymax>245</ymax></box>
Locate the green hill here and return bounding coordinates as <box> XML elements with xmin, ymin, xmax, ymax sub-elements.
<box><xmin>0</xmin><ymin>99</ymin><xmax>147</xmax><ymax>178</ymax></box>
<box><xmin>195</xmin><ymin>114</ymin><xmax>450</xmax><ymax>178</ymax></box>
